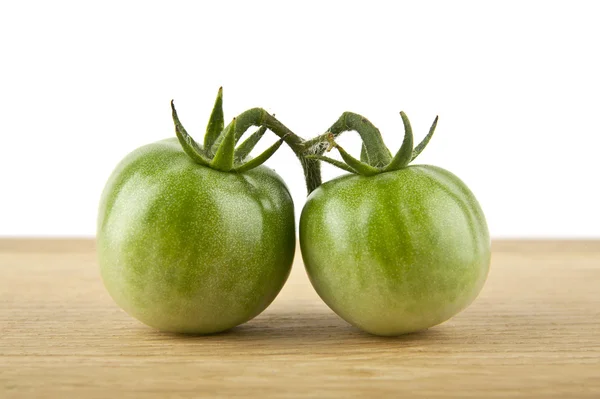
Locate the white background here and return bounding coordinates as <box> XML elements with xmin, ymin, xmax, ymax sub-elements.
<box><xmin>1</xmin><ymin>1</ymin><xmax>598</xmax><ymax>238</ymax></box>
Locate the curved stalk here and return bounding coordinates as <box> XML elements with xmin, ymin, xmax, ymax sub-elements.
<box><xmin>172</xmin><ymin>91</ymin><xmax>436</xmax><ymax>194</ymax></box>
<box><xmin>304</xmin><ymin>112</ymin><xmax>392</xmax><ymax>167</ymax></box>
<box><xmin>197</xmin><ymin>97</ymin><xmax>438</xmax><ymax>194</ymax></box>
<box><xmin>227</xmin><ymin>108</ymin><xmax>323</xmax><ymax>193</ymax></box>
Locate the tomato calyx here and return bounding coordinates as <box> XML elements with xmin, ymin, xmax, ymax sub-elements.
<box><xmin>169</xmin><ymin>88</ymin><xmax>439</xmax><ymax>190</ymax></box>
<box><xmin>170</xmin><ymin>88</ymin><xmax>284</xmax><ymax>173</ymax></box>
<box><xmin>170</xmin><ymin>89</ymin><xmax>326</xmax><ymax>192</ymax></box>
<box><xmin>306</xmin><ymin>112</ymin><xmax>439</xmax><ymax>176</ymax></box>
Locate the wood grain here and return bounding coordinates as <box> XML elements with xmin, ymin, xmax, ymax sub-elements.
<box><xmin>1</xmin><ymin>239</ymin><xmax>599</xmax><ymax>398</ymax></box>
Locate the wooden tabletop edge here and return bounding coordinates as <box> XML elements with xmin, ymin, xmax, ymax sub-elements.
<box><xmin>1</xmin><ymin>238</ymin><xmax>599</xmax><ymax>253</ymax></box>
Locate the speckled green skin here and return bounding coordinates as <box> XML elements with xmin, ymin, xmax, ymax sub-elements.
<box><xmin>300</xmin><ymin>165</ymin><xmax>490</xmax><ymax>336</ymax></box>
<box><xmin>98</xmin><ymin>138</ymin><xmax>295</xmax><ymax>334</ymax></box>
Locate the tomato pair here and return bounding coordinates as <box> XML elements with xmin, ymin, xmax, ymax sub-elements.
<box><xmin>97</xmin><ymin>89</ymin><xmax>490</xmax><ymax>336</ymax></box>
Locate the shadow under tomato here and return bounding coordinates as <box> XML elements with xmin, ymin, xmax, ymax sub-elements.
<box><xmin>148</xmin><ymin>308</ymin><xmax>449</xmax><ymax>350</ymax></box>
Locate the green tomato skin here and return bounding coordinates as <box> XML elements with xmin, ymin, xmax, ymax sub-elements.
<box><xmin>300</xmin><ymin>165</ymin><xmax>490</xmax><ymax>336</ymax></box>
<box><xmin>98</xmin><ymin>138</ymin><xmax>295</xmax><ymax>334</ymax></box>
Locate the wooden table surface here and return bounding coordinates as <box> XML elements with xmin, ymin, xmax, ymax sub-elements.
<box><xmin>1</xmin><ymin>239</ymin><xmax>599</xmax><ymax>398</ymax></box>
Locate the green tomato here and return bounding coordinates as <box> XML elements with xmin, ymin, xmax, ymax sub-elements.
<box><xmin>98</xmin><ymin>138</ymin><xmax>295</xmax><ymax>334</ymax></box>
<box><xmin>299</xmin><ymin>165</ymin><xmax>490</xmax><ymax>336</ymax></box>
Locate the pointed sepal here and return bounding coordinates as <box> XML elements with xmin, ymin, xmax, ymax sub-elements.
<box><xmin>234</xmin><ymin>125</ymin><xmax>267</xmax><ymax>162</ymax></box>
<box><xmin>204</xmin><ymin>87</ymin><xmax>224</xmax><ymax>153</ymax></box>
<box><xmin>383</xmin><ymin>111</ymin><xmax>414</xmax><ymax>172</ymax></box>
<box><xmin>210</xmin><ymin>118</ymin><xmax>236</xmax><ymax>171</ymax></box>
<box><xmin>209</xmin><ymin>108</ymin><xmax>262</xmax><ymax>154</ymax></box>
<box><xmin>411</xmin><ymin>115</ymin><xmax>438</xmax><ymax>162</ymax></box>
<box><xmin>326</xmin><ymin>112</ymin><xmax>392</xmax><ymax>167</ymax></box>
<box><xmin>171</xmin><ymin>100</ymin><xmax>210</xmax><ymax>166</ymax></box>
<box><xmin>328</xmin><ymin>134</ymin><xmax>381</xmax><ymax>176</ymax></box>
<box><xmin>233</xmin><ymin>137</ymin><xmax>284</xmax><ymax>173</ymax></box>
<box><xmin>305</xmin><ymin>154</ymin><xmax>358</xmax><ymax>174</ymax></box>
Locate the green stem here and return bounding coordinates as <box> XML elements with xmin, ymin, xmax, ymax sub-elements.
<box><xmin>174</xmin><ymin>93</ymin><xmax>433</xmax><ymax>194</ymax></box>
<box><xmin>304</xmin><ymin>112</ymin><xmax>392</xmax><ymax>167</ymax></box>
<box><xmin>230</xmin><ymin>108</ymin><xmax>323</xmax><ymax>193</ymax></box>
<box><xmin>228</xmin><ymin>109</ymin><xmax>403</xmax><ymax>194</ymax></box>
